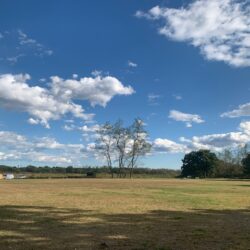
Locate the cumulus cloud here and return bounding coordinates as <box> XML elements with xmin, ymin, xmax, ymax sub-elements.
<box><xmin>0</xmin><ymin>152</ymin><xmax>18</xmax><ymax>161</ymax></box>
<box><xmin>0</xmin><ymin>74</ymin><xmax>88</xmax><ymax>128</ymax></box>
<box><xmin>28</xmin><ymin>153</ymin><xmax>71</xmax><ymax>164</ymax></box>
<box><xmin>0</xmin><ymin>131</ymin><xmax>28</xmax><ymax>149</ymax></box>
<box><xmin>221</xmin><ymin>102</ymin><xmax>250</xmax><ymax>118</ymax></box>
<box><xmin>78</xmin><ymin>124</ymin><xmax>100</xmax><ymax>133</ymax></box>
<box><xmin>28</xmin><ymin>118</ymin><xmax>40</xmax><ymax>125</ymax></box>
<box><xmin>153</xmin><ymin>120</ymin><xmax>250</xmax><ymax>154</ymax></box>
<box><xmin>169</xmin><ymin>110</ymin><xmax>204</xmax><ymax>127</ymax></box>
<box><xmin>63</xmin><ymin>123</ymin><xmax>101</xmax><ymax>142</ymax></box>
<box><xmin>153</xmin><ymin>138</ymin><xmax>188</xmax><ymax>153</ymax></box>
<box><xmin>239</xmin><ymin>121</ymin><xmax>250</xmax><ymax>134</ymax></box>
<box><xmin>50</xmin><ymin>75</ymin><xmax>134</xmax><ymax>107</ymax></box>
<box><xmin>0</xmin><ymin>73</ymin><xmax>134</xmax><ymax>128</ymax></box>
<box><xmin>136</xmin><ymin>0</ymin><xmax>250</xmax><ymax>67</ymax></box>
<box><xmin>180</xmin><ymin>131</ymin><xmax>250</xmax><ymax>151</ymax></box>
<box><xmin>0</xmin><ymin>131</ymin><xmax>88</xmax><ymax>165</ymax></box>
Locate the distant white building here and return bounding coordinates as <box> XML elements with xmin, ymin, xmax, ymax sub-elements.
<box><xmin>4</xmin><ymin>173</ymin><xmax>14</xmax><ymax>180</ymax></box>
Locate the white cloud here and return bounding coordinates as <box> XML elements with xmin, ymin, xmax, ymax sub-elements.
<box><xmin>173</xmin><ymin>94</ymin><xmax>182</xmax><ymax>100</ymax></box>
<box><xmin>39</xmin><ymin>78</ymin><xmax>46</xmax><ymax>83</ymax></box>
<box><xmin>0</xmin><ymin>131</ymin><xmax>87</xmax><ymax>165</ymax></box>
<box><xmin>153</xmin><ymin>138</ymin><xmax>188</xmax><ymax>153</ymax></box>
<box><xmin>34</xmin><ymin>137</ymin><xmax>64</xmax><ymax>150</ymax></box>
<box><xmin>154</xmin><ymin>121</ymin><xmax>250</xmax><ymax>154</ymax></box>
<box><xmin>0</xmin><ymin>73</ymin><xmax>134</xmax><ymax>128</ymax></box>
<box><xmin>169</xmin><ymin>110</ymin><xmax>204</xmax><ymax>127</ymax></box>
<box><xmin>28</xmin><ymin>118</ymin><xmax>40</xmax><ymax>125</ymax></box>
<box><xmin>30</xmin><ymin>153</ymin><xmax>72</xmax><ymax>164</ymax></box>
<box><xmin>148</xmin><ymin>93</ymin><xmax>160</xmax><ymax>105</ymax></box>
<box><xmin>0</xmin><ymin>74</ymin><xmax>88</xmax><ymax>128</ymax></box>
<box><xmin>45</xmin><ymin>50</ymin><xmax>53</xmax><ymax>56</ymax></box>
<box><xmin>0</xmin><ymin>152</ymin><xmax>17</xmax><ymax>160</ymax></box>
<box><xmin>239</xmin><ymin>121</ymin><xmax>250</xmax><ymax>135</ymax></box>
<box><xmin>7</xmin><ymin>54</ymin><xmax>25</xmax><ymax>64</ymax></box>
<box><xmin>79</xmin><ymin>124</ymin><xmax>100</xmax><ymax>133</ymax></box>
<box><xmin>50</xmin><ymin>75</ymin><xmax>134</xmax><ymax>107</ymax></box>
<box><xmin>0</xmin><ymin>131</ymin><xmax>28</xmax><ymax>149</ymax></box>
<box><xmin>63</xmin><ymin>124</ymin><xmax>76</xmax><ymax>131</ymax></box>
<box><xmin>72</xmin><ymin>74</ymin><xmax>78</xmax><ymax>79</ymax></box>
<box><xmin>91</xmin><ymin>70</ymin><xmax>102</xmax><ymax>77</ymax></box>
<box><xmin>181</xmin><ymin>132</ymin><xmax>250</xmax><ymax>151</ymax></box>
<box><xmin>65</xmin><ymin>119</ymin><xmax>74</xmax><ymax>123</ymax></box>
<box><xmin>221</xmin><ymin>102</ymin><xmax>250</xmax><ymax>118</ymax></box>
<box><xmin>18</xmin><ymin>30</ymin><xmax>37</xmax><ymax>45</ymax></box>
<box><xmin>0</xmin><ymin>30</ymin><xmax>53</xmax><ymax>64</ymax></box>
<box><xmin>63</xmin><ymin>123</ymin><xmax>101</xmax><ymax>142</ymax></box>
<box><xmin>17</xmin><ymin>29</ymin><xmax>53</xmax><ymax>58</ymax></box>
<box><xmin>128</xmin><ymin>60</ymin><xmax>138</xmax><ymax>68</ymax></box>
<box><xmin>136</xmin><ymin>0</ymin><xmax>250</xmax><ymax>67</ymax></box>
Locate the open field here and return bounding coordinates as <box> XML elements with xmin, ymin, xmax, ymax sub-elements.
<box><xmin>0</xmin><ymin>179</ymin><xmax>250</xmax><ymax>250</ymax></box>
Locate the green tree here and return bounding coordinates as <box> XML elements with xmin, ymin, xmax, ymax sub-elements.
<box><xmin>242</xmin><ymin>153</ymin><xmax>250</xmax><ymax>176</ymax></box>
<box><xmin>181</xmin><ymin>150</ymin><xmax>218</xmax><ymax>178</ymax></box>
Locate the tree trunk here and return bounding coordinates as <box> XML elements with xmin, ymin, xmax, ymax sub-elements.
<box><xmin>129</xmin><ymin>167</ymin><xmax>133</xmax><ymax>178</ymax></box>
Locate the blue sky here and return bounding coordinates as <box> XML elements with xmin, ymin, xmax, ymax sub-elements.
<box><xmin>1</xmin><ymin>0</ymin><xmax>250</xmax><ymax>168</ymax></box>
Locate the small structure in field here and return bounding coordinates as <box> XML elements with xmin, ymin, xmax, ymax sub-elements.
<box><xmin>0</xmin><ymin>173</ymin><xmax>3</xmax><ymax>180</ymax></box>
<box><xmin>4</xmin><ymin>173</ymin><xmax>14</xmax><ymax>180</ymax></box>
<box><xmin>15</xmin><ymin>174</ymin><xmax>27</xmax><ymax>179</ymax></box>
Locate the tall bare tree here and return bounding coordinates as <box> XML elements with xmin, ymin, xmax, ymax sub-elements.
<box><xmin>96</xmin><ymin>119</ymin><xmax>152</xmax><ymax>178</ymax></box>
<box><xmin>113</xmin><ymin>120</ymin><xmax>130</xmax><ymax>178</ymax></box>
<box><xmin>127</xmin><ymin>118</ymin><xmax>151</xmax><ymax>178</ymax></box>
<box><xmin>96</xmin><ymin>122</ymin><xmax>114</xmax><ymax>178</ymax></box>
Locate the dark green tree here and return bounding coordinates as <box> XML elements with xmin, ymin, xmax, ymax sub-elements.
<box><xmin>181</xmin><ymin>150</ymin><xmax>218</xmax><ymax>178</ymax></box>
<box><xmin>242</xmin><ymin>153</ymin><xmax>250</xmax><ymax>176</ymax></box>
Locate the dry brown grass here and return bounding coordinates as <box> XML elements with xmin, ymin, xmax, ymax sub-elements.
<box><xmin>0</xmin><ymin>178</ymin><xmax>250</xmax><ymax>249</ymax></box>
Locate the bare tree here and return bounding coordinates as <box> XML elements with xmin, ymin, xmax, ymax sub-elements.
<box><xmin>96</xmin><ymin>122</ymin><xmax>114</xmax><ymax>178</ymax></box>
<box><xmin>96</xmin><ymin>119</ymin><xmax>152</xmax><ymax>178</ymax></box>
<box><xmin>127</xmin><ymin>118</ymin><xmax>152</xmax><ymax>178</ymax></box>
<box><xmin>113</xmin><ymin>120</ymin><xmax>130</xmax><ymax>178</ymax></box>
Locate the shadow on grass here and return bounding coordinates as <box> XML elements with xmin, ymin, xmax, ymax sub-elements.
<box><xmin>0</xmin><ymin>205</ymin><xmax>250</xmax><ymax>250</ymax></box>
<box><xmin>211</xmin><ymin>179</ymin><xmax>250</xmax><ymax>182</ymax></box>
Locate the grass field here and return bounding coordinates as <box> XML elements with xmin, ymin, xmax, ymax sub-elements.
<box><xmin>0</xmin><ymin>179</ymin><xmax>250</xmax><ymax>250</ymax></box>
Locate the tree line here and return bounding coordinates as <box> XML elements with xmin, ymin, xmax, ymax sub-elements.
<box><xmin>180</xmin><ymin>145</ymin><xmax>250</xmax><ymax>178</ymax></box>
<box><xmin>0</xmin><ymin>165</ymin><xmax>180</xmax><ymax>178</ymax></box>
<box><xmin>1</xmin><ymin>117</ymin><xmax>250</xmax><ymax>179</ymax></box>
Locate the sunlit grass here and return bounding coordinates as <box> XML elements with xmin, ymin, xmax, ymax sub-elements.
<box><xmin>0</xmin><ymin>179</ymin><xmax>250</xmax><ymax>249</ymax></box>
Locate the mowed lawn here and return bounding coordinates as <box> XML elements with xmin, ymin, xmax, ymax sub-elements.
<box><xmin>0</xmin><ymin>179</ymin><xmax>250</xmax><ymax>250</ymax></box>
